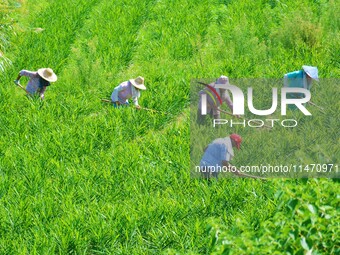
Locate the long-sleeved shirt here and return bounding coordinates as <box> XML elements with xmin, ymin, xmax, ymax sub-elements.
<box><xmin>284</xmin><ymin>70</ymin><xmax>312</xmax><ymax>101</ymax></box>
<box><xmin>284</xmin><ymin>70</ymin><xmax>311</xmax><ymax>90</ymax></box>
<box><xmin>19</xmin><ymin>70</ymin><xmax>47</xmax><ymax>98</ymax></box>
<box><xmin>200</xmin><ymin>137</ymin><xmax>234</xmax><ymax>166</ymax></box>
<box><xmin>111</xmin><ymin>81</ymin><xmax>140</xmax><ymax>106</ymax></box>
<box><xmin>199</xmin><ymin>137</ymin><xmax>234</xmax><ymax>177</ymax></box>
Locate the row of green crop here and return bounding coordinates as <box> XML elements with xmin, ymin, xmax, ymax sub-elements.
<box><xmin>196</xmin><ymin>0</ymin><xmax>340</xmax><ymax>78</ymax></box>
<box><xmin>188</xmin><ymin>0</ymin><xmax>340</xmax><ymax>180</ymax></box>
<box><xmin>0</xmin><ymin>0</ymin><xmax>19</xmax><ymax>72</ymax></box>
<box><xmin>0</xmin><ymin>0</ymin><xmax>339</xmax><ymax>254</ymax></box>
<box><xmin>1</xmin><ymin>0</ymin><xmax>211</xmax><ymax>253</ymax></box>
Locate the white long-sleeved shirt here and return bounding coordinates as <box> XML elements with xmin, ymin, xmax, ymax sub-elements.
<box><xmin>111</xmin><ymin>81</ymin><xmax>140</xmax><ymax>106</ymax></box>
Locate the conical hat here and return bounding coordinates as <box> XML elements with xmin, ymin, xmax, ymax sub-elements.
<box><xmin>302</xmin><ymin>65</ymin><xmax>319</xmax><ymax>81</ymax></box>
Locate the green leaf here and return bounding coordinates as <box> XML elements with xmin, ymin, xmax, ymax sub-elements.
<box><xmin>287</xmin><ymin>199</ymin><xmax>299</xmax><ymax>211</ymax></box>
<box><xmin>300</xmin><ymin>237</ymin><xmax>310</xmax><ymax>251</ymax></box>
<box><xmin>302</xmin><ymin>219</ymin><xmax>311</xmax><ymax>228</ymax></box>
<box><xmin>307</xmin><ymin>204</ymin><xmax>317</xmax><ymax>214</ymax></box>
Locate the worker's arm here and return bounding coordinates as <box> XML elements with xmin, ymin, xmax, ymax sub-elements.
<box><xmin>14</xmin><ymin>70</ymin><xmax>36</xmax><ymax>85</ymax></box>
<box><xmin>15</xmin><ymin>73</ymin><xmax>21</xmax><ymax>82</ymax></box>
<box><xmin>38</xmin><ymin>86</ymin><xmax>47</xmax><ymax>100</ymax></box>
<box><xmin>14</xmin><ymin>71</ymin><xmax>24</xmax><ymax>85</ymax></box>
<box><xmin>222</xmin><ymin>90</ymin><xmax>233</xmax><ymax>111</ymax></box>
<box><xmin>132</xmin><ymin>96</ymin><xmax>139</xmax><ymax>108</ymax></box>
<box><xmin>131</xmin><ymin>85</ymin><xmax>141</xmax><ymax>108</ymax></box>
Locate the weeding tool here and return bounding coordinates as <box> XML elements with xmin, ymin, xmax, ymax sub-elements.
<box><xmin>101</xmin><ymin>99</ymin><xmax>169</xmax><ymax>114</ymax></box>
<box><xmin>231</xmin><ymin>168</ymin><xmax>267</xmax><ymax>180</ymax></box>
<box><xmin>289</xmin><ymin>94</ymin><xmax>325</xmax><ymax>114</ymax></box>
<box><xmin>14</xmin><ymin>80</ymin><xmax>29</xmax><ymax>94</ymax></box>
<box><xmin>197</xmin><ymin>81</ymin><xmax>223</xmax><ymax>105</ymax></box>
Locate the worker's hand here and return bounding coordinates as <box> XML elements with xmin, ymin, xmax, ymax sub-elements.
<box><xmin>115</xmin><ymin>101</ymin><xmax>120</xmax><ymax>105</ymax></box>
<box><xmin>135</xmin><ymin>105</ymin><xmax>141</xmax><ymax>110</ymax></box>
<box><xmin>14</xmin><ymin>80</ymin><xmax>20</xmax><ymax>85</ymax></box>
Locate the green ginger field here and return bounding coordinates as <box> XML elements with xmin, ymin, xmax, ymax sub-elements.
<box><xmin>0</xmin><ymin>0</ymin><xmax>339</xmax><ymax>254</ymax></box>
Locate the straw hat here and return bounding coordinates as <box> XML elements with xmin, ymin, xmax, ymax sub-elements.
<box><xmin>130</xmin><ymin>76</ymin><xmax>146</xmax><ymax>90</ymax></box>
<box><xmin>302</xmin><ymin>65</ymin><xmax>319</xmax><ymax>81</ymax></box>
<box><xmin>38</xmin><ymin>68</ymin><xmax>57</xmax><ymax>82</ymax></box>
<box><xmin>216</xmin><ymin>75</ymin><xmax>230</xmax><ymax>85</ymax></box>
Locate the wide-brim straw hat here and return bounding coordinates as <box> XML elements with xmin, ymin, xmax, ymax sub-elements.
<box><xmin>215</xmin><ymin>75</ymin><xmax>230</xmax><ymax>86</ymax></box>
<box><xmin>38</xmin><ymin>68</ymin><xmax>57</xmax><ymax>82</ymax></box>
<box><xmin>130</xmin><ymin>76</ymin><xmax>146</xmax><ymax>90</ymax></box>
<box><xmin>302</xmin><ymin>65</ymin><xmax>319</xmax><ymax>81</ymax></box>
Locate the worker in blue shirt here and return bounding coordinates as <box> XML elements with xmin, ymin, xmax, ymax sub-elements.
<box><xmin>284</xmin><ymin>65</ymin><xmax>319</xmax><ymax>90</ymax></box>
<box><xmin>199</xmin><ymin>134</ymin><xmax>265</xmax><ymax>179</ymax></box>
<box><xmin>284</xmin><ymin>65</ymin><xmax>319</xmax><ymax>108</ymax></box>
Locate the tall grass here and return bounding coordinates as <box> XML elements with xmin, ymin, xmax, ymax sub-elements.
<box><xmin>0</xmin><ymin>0</ymin><xmax>17</xmax><ymax>72</ymax></box>
<box><xmin>0</xmin><ymin>0</ymin><xmax>339</xmax><ymax>254</ymax></box>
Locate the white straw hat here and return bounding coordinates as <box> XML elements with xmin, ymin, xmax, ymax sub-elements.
<box><xmin>38</xmin><ymin>68</ymin><xmax>57</xmax><ymax>82</ymax></box>
<box><xmin>129</xmin><ymin>76</ymin><xmax>146</xmax><ymax>90</ymax></box>
<box><xmin>302</xmin><ymin>65</ymin><xmax>319</xmax><ymax>81</ymax></box>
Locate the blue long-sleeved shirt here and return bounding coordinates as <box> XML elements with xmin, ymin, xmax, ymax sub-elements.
<box><xmin>200</xmin><ymin>137</ymin><xmax>234</xmax><ymax>167</ymax></box>
<box><xmin>284</xmin><ymin>70</ymin><xmax>312</xmax><ymax>90</ymax></box>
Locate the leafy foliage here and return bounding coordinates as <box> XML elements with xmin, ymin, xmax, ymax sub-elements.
<box><xmin>0</xmin><ymin>0</ymin><xmax>339</xmax><ymax>254</ymax></box>
<box><xmin>206</xmin><ymin>179</ymin><xmax>339</xmax><ymax>254</ymax></box>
